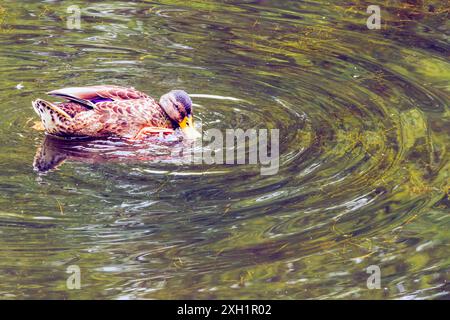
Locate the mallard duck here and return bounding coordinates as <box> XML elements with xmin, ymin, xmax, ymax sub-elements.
<box><xmin>32</xmin><ymin>85</ymin><xmax>201</xmax><ymax>139</ymax></box>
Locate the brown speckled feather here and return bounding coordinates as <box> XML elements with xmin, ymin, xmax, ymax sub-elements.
<box><xmin>33</xmin><ymin>86</ymin><xmax>173</xmax><ymax>139</ymax></box>
<box><xmin>58</xmin><ymin>102</ymin><xmax>91</xmax><ymax>117</ymax></box>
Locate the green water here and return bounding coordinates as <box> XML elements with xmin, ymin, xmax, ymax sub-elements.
<box><xmin>0</xmin><ymin>0</ymin><xmax>448</xmax><ymax>299</ymax></box>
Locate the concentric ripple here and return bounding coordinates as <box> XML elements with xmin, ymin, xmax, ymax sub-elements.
<box><xmin>0</xmin><ymin>0</ymin><xmax>448</xmax><ymax>299</ymax></box>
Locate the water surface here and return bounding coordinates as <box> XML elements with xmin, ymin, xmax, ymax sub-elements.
<box><xmin>0</xmin><ymin>0</ymin><xmax>449</xmax><ymax>299</ymax></box>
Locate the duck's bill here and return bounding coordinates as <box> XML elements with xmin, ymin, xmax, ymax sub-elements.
<box><xmin>179</xmin><ymin>116</ymin><xmax>202</xmax><ymax>139</ymax></box>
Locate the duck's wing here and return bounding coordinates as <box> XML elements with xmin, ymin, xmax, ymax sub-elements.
<box><xmin>93</xmin><ymin>98</ymin><xmax>168</xmax><ymax>126</ymax></box>
<box><xmin>47</xmin><ymin>86</ymin><xmax>151</xmax><ymax>108</ymax></box>
<box><xmin>33</xmin><ymin>136</ymin><xmax>68</xmax><ymax>173</ymax></box>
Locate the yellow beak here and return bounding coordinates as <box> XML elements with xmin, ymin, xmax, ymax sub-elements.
<box><xmin>179</xmin><ymin>116</ymin><xmax>201</xmax><ymax>139</ymax></box>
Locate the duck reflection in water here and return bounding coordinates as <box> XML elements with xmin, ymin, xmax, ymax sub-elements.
<box><xmin>33</xmin><ymin>133</ymin><xmax>187</xmax><ymax>173</ymax></box>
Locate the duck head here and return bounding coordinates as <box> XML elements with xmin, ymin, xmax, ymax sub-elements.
<box><xmin>159</xmin><ymin>90</ymin><xmax>201</xmax><ymax>139</ymax></box>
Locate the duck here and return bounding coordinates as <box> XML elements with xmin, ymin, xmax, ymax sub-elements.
<box><xmin>32</xmin><ymin>85</ymin><xmax>201</xmax><ymax>140</ymax></box>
